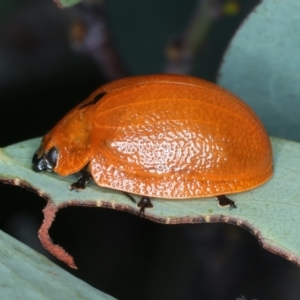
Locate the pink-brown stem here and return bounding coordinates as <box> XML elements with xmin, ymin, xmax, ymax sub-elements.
<box><xmin>38</xmin><ymin>201</ymin><xmax>77</xmax><ymax>269</ymax></box>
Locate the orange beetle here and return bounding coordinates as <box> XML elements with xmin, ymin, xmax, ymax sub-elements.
<box><xmin>32</xmin><ymin>74</ymin><xmax>273</xmax><ymax>214</ymax></box>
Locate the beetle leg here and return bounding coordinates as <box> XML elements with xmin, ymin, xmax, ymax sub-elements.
<box><xmin>217</xmin><ymin>195</ymin><xmax>237</xmax><ymax>209</ymax></box>
<box><xmin>123</xmin><ymin>192</ymin><xmax>137</xmax><ymax>204</ymax></box>
<box><xmin>70</xmin><ymin>171</ymin><xmax>92</xmax><ymax>191</ymax></box>
<box><xmin>137</xmin><ymin>196</ymin><xmax>153</xmax><ymax>216</ymax></box>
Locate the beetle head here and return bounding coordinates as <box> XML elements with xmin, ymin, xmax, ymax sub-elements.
<box><xmin>32</xmin><ymin>146</ymin><xmax>58</xmax><ymax>172</ymax></box>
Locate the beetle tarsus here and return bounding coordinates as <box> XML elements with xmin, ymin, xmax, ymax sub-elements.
<box><xmin>217</xmin><ymin>195</ymin><xmax>237</xmax><ymax>209</ymax></box>
<box><xmin>137</xmin><ymin>196</ymin><xmax>153</xmax><ymax>216</ymax></box>
<box><xmin>123</xmin><ymin>192</ymin><xmax>137</xmax><ymax>204</ymax></box>
<box><xmin>70</xmin><ymin>171</ymin><xmax>92</xmax><ymax>191</ymax></box>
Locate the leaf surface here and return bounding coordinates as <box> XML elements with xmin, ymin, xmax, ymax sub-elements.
<box><xmin>0</xmin><ymin>137</ymin><xmax>299</xmax><ymax>268</ymax></box>
<box><xmin>218</xmin><ymin>0</ymin><xmax>300</xmax><ymax>142</ymax></box>
<box><xmin>0</xmin><ymin>226</ymin><xmax>115</xmax><ymax>299</ymax></box>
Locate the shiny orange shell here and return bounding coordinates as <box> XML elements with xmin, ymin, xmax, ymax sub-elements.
<box><xmin>39</xmin><ymin>74</ymin><xmax>273</xmax><ymax>198</ymax></box>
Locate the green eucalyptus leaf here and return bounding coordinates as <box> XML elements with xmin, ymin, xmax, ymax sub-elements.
<box><xmin>0</xmin><ymin>227</ymin><xmax>115</xmax><ymax>299</ymax></box>
<box><xmin>218</xmin><ymin>0</ymin><xmax>300</xmax><ymax>141</ymax></box>
<box><xmin>0</xmin><ymin>137</ymin><xmax>299</xmax><ymax>268</ymax></box>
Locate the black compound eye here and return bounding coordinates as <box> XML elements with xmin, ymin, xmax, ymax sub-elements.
<box><xmin>44</xmin><ymin>147</ymin><xmax>58</xmax><ymax>171</ymax></box>
<box><xmin>32</xmin><ymin>147</ymin><xmax>46</xmax><ymax>172</ymax></box>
